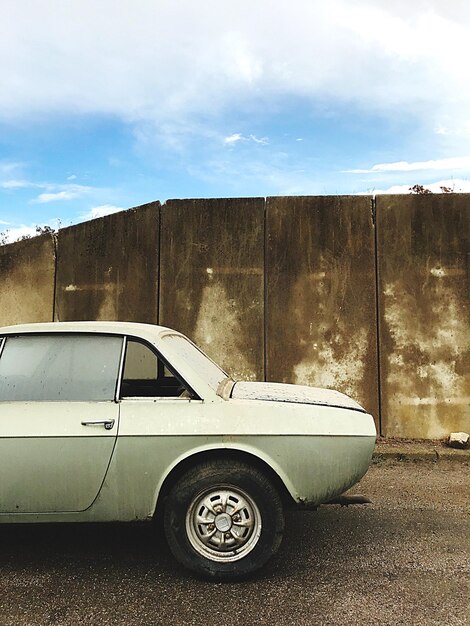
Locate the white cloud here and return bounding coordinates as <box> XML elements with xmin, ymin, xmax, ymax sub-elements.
<box><xmin>249</xmin><ymin>135</ymin><xmax>269</xmax><ymax>145</ymax></box>
<box><xmin>0</xmin><ymin>218</ymin><xmax>62</xmax><ymax>243</ymax></box>
<box><xmin>0</xmin><ymin>179</ymin><xmax>37</xmax><ymax>189</ymax></box>
<box><xmin>434</xmin><ymin>120</ymin><xmax>470</xmax><ymax>137</ymax></box>
<box><xmin>35</xmin><ymin>191</ymin><xmax>80</xmax><ymax>203</ymax></box>
<box><xmin>347</xmin><ymin>156</ymin><xmax>470</xmax><ymax>174</ymax></box>
<box><xmin>435</xmin><ymin>126</ymin><xmax>451</xmax><ymax>136</ymax></box>
<box><xmin>67</xmin><ymin>174</ymin><xmax>77</xmax><ymax>180</ymax></box>
<box><xmin>0</xmin><ymin>161</ymin><xmax>23</xmax><ymax>175</ymax></box>
<box><xmin>224</xmin><ymin>133</ymin><xmax>243</xmax><ymax>145</ymax></box>
<box><xmin>3</xmin><ymin>225</ymin><xmax>38</xmax><ymax>241</ymax></box>
<box><xmin>81</xmin><ymin>204</ymin><xmax>124</xmax><ymax>220</ymax></box>
<box><xmin>0</xmin><ymin>180</ymin><xmax>29</xmax><ymax>189</ymax></box>
<box><xmin>356</xmin><ymin>178</ymin><xmax>470</xmax><ymax>195</ymax></box>
<box><xmin>224</xmin><ymin>133</ymin><xmax>269</xmax><ymax>146</ymax></box>
<box><xmin>0</xmin><ymin>225</ymin><xmax>41</xmax><ymax>243</ymax></box>
<box><xmin>1</xmin><ymin>176</ymin><xmax>94</xmax><ymax>199</ymax></box>
<box><xmin>1</xmin><ymin>1</ymin><xmax>469</xmax><ymax>135</ymax></box>
<box><xmin>32</xmin><ymin>184</ymin><xmax>92</xmax><ymax>204</ymax></box>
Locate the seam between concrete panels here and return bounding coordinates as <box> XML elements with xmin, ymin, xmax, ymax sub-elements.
<box><xmin>52</xmin><ymin>231</ymin><xmax>58</xmax><ymax>322</ymax></box>
<box><xmin>263</xmin><ymin>197</ymin><xmax>268</xmax><ymax>382</ymax></box>
<box><xmin>372</xmin><ymin>195</ymin><xmax>383</xmax><ymax>435</ymax></box>
<box><xmin>156</xmin><ymin>202</ymin><xmax>162</xmax><ymax>325</ymax></box>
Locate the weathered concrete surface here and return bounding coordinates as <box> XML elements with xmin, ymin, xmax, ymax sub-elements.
<box><xmin>0</xmin><ymin>463</ymin><xmax>468</xmax><ymax>626</ymax></box>
<box><xmin>0</xmin><ymin>235</ymin><xmax>55</xmax><ymax>326</ymax></box>
<box><xmin>2</xmin><ymin>193</ymin><xmax>469</xmax><ymax>440</ymax></box>
<box><xmin>160</xmin><ymin>198</ymin><xmax>265</xmax><ymax>380</ymax></box>
<box><xmin>266</xmin><ymin>196</ymin><xmax>379</xmax><ymax>421</ymax></box>
<box><xmin>55</xmin><ymin>202</ymin><xmax>159</xmax><ymax>322</ymax></box>
<box><xmin>377</xmin><ymin>194</ymin><xmax>470</xmax><ymax>439</ymax></box>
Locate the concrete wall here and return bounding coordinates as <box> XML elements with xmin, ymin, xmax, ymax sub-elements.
<box><xmin>377</xmin><ymin>194</ymin><xmax>470</xmax><ymax>438</ymax></box>
<box><xmin>266</xmin><ymin>196</ymin><xmax>379</xmax><ymax>421</ymax></box>
<box><xmin>160</xmin><ymin>198</ymin><xmax>265</xmax><ymax>380</ymax></box>
<box><xmin>55</xmin><ymin>202</ymin><xmax>159</xmax><ymax>323</ymax></box>
<box><xmin>1</xmin><ymin>194</ymin><xmax>468</xmax><ymax>439</ymax></box>
<box><xmin>0</xmin><ymin>235</ymin><xmax>55</xmax><ymax>325</ymax></box>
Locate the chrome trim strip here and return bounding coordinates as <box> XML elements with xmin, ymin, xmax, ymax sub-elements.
<box><xmin>115</xmin><ymin>336</ymin><xmax>127</xmax><ymax>402</ymax></box>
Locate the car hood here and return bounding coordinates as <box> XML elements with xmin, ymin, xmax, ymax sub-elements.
<box><xmin>230</xmin><ymin>381</ymin><xmax>366</xmax><ymax>413</ymax></box>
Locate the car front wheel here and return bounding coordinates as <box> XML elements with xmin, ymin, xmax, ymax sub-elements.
<box><xmin>163</xmin><ymin>459</ymin><xmax>285</xmax><ymax>580</ymax></box>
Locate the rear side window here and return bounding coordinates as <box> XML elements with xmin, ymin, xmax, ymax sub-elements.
<box><xmin>0</xmin><ymin>334</ymin><xmax>123</xmax><ymax>402</ymax></box>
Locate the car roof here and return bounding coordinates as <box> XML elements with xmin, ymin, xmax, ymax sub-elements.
<box><xmin>0</xmin><ymin>321</ymin><xmax>175</xmax><ymax>340</ymax></box>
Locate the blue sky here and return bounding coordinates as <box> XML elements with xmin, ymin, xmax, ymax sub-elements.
<box><xmin>1</xmin><ymin>0</ymin><xmax>470</xmax><ymax>240</ymax></box>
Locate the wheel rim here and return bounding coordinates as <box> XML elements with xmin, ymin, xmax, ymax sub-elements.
<box><xmin>185</xmin><ymin>485</ymin><xmax>262</xmax><ymax>562</ymax></box>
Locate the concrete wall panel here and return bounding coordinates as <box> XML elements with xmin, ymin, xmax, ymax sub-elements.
<box><xmin>266</xmin><ymin>196</ymin><xmax>379</xmax><ymax>420</ymax></box>
<box><xmin>160</xmin><ymin>198</ymin><xmax>265</xmax><ymax>380</ymax></box>
<box><xmin>377</xmin><ymin>194</ymin><xmax>470</xmax><ymax>438</ymax></box>
<box><xmin>55</xmin><ymin>202</ymin><xmax>159</xmax><ymax>322</ymax></box>
<box><xmin>0</xmin><ymin>235</ymin><xmax>55</xmax><ymax>326</ymax></box>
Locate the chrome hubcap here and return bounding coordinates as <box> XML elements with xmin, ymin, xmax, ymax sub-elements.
<box><xmin>214</xmin><ymin>512</ymin><xmax>232</xmax><ymax>532</ymax></box>
<box><xmin>186</xmin><ymin>486</ymin><xmax>262</xmax><ymax>562</ymax></box>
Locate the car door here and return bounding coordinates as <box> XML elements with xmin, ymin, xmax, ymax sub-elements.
<box><xmin>0</xmin><ymin>333</ymin><xmax>123</xmax><ymax>514</ymax></box>
<box><xmin>114</xmin><ymin>337</ymin><xmax>208</xmax><ymax>517</ymax></box>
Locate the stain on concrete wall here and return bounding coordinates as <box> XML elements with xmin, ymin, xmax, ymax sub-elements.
<box><xmin>377</xmin><ymin>194</ymin><xmax>470</xmax><ymax>438</ymax></box>
<box><xmin>266</xmin><ymin>196</ymin><xmax>379</xmax><ymax>420</ymax></box>
<box><xmin>160</xmin><ymin>198</ymin><xmax>264</xmax><ymax>380</ymax></box>
<box><xmin>0</xmin><ymin>235</ymin><xmax>55</xmax><ymax>326</ymax></box>
<box><xmin>55</xmin><ymin>202</ymin><xmax>159</xmax><ymax>322</ymax></box>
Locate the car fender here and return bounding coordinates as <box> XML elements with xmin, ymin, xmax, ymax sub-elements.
<box><xmin>152</xmin><ymin>440</ymin><xmax>299</xmax><ymax>515</ymax></box>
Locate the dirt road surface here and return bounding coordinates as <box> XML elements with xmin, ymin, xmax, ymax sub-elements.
<box><xmin>0</xmin><ymin>461</ymin><xmax>468</xmax><ymax>625</ymax></box>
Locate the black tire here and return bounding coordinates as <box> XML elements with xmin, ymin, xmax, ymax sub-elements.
<box><xmin>163</xmin><ymin>459</ymin><xmax>285</xmax><ymax>581</ymax></box>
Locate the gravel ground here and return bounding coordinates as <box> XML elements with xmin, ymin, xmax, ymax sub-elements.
<box><xmin>0</xmin><ymin>460</ymin><xmax>468</xmax><ymax>626</ymax></box>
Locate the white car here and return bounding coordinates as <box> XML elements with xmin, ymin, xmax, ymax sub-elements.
<box><xmin>0</xmin><ymin>321</ymin><xmax>376</xmax><ymax>580</ymax></box>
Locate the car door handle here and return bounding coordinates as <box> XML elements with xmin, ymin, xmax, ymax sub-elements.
<box><xmin>81</xmin><ymin>419</ymin><xmax>115</xmax><ymax>430</ymax></box>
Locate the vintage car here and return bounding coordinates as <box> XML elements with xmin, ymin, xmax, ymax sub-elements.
<box><xmin>0</xmin><ymin>321</ymin><xmax>376</xmax><ymax>580</ymax></box>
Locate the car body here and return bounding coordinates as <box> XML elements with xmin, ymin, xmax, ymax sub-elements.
<box><xmin>0</xmin><ymin>321</ymin><xmax>376</xmax><ymax>579</ymax></box>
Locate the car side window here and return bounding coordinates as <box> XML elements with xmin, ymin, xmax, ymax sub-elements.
<box><xmin>120</xmin><ymin>339</ymin><xmax>189</xmax><ymax>398</ymax></box>
<box><xmin>0</xmin><ymin>334</ymin><xmax>123</xmax><ymax>402</ymax></box>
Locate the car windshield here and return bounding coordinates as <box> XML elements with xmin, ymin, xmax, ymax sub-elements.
<box><xmin>162</xmin><ymin>334</ymin><xmax>228</xmax><ymax>392</ymax></box>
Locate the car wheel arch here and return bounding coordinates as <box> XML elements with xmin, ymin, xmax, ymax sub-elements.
<box><xmin>153</xmin><ymin>446</ymin><xmax>297</xmax><ymax>520</ymax></box>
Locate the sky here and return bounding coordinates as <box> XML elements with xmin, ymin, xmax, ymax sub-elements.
<box><xmin>1</xmin><ymin>0</ymin><xmax>470</xmax><ymax>241</ymax></box>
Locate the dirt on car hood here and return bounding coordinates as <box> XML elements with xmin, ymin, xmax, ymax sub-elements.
<box><xmin>230</xmin><ymin>381</ymin><xmax>366</xmax><ymax>413</ymax></box>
